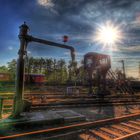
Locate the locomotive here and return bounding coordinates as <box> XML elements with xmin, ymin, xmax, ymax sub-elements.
<box><xmin>84</xmin><ymin>52</ymin><xmax>111</xmax><ymax>94</ymax></box>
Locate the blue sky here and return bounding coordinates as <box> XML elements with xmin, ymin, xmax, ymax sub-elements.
<box><xmin>0</xmin><ymin>0</ymin><xmax>140</xmax><ymax>78</ymax></box>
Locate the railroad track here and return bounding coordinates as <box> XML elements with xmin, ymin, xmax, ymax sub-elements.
<box><xmin>24</xmin><ymin>93</ymin><xmax>139</xmax><ymax>98</ymax></box>
<box><xmin>1</xmin><ymin>113</ymin><xmax>140</xmax><ymax>139</ymax></box>
<box><xmin>2</xmin><ymin>95</ymin><xmax>140</xmax><ymax>112</ymax></box>
<box><xmin>79</xmin><ymin>118</ymin><xmax>140</xmax><ymax>140</ymax></box>
<box><xmin>2</xmin><ymin>92</ymin><xmax>140</xmax><ymax>99</ymax></box>
<box><xmin>31</xmin><ymin>100</ymin><xmax>140</xmax><ymax>110</ymax></box>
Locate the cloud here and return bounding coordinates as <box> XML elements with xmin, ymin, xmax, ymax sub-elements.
<box><xmin>7</xmin><ymin>46</ymin><xmax>14</xmax><ymax>51</ymax></box>
<box><xmin>37</xmin><ymin>0</ymin><xmax>54</xmax><ymax>7</ymax></box>
<box><xmin>115</xmin><ymin>45</ymin><xmax>140</xmax><ymax>53</ymax></box>
<box><xmin>1</xmin><ymin>0</ymin><xmax>140</xmax><ymax>77</ymax></box>
<box><xmin>27</xmin><ymin>50</ymin><xmax>32</xmax><ymax>55</ymax></box>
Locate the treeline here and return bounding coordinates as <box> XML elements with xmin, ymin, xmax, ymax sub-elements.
<box><xmin>0</xmin><ymin>57</ymin><xmax>86</xmax><ymax>85</ymax></box>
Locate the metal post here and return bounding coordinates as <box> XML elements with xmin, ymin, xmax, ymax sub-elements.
<box><xmin>12</xmin><ymin>22</ymin><xmax>29</xmax><ymax>117</ymax></box>
<box><xmin>119</xmin><ymin>60</ymin><xmax>126</xmax><ymax>79</ymax></box>
<box><xmin>122</xmin><ymin>60</ymin><xmax>126</xmax><ymax>79</ymax></box>
<box><xmin>0</xmin><ymin>97</ymin><xmax>3</xmax><ymax>119</ymax></box>
<box><xmin>139</xmin><ymin>62</ymin><xmax>140</xmax><ymax>79</ymax></box>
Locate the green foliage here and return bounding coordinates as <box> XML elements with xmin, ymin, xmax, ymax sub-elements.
<box><xmin>0</xmin><ymin>66</ymin><xmax>8</xmax><ymax>73</ymax></box>
<box><xmin>7</xmin><ymin>59</ymin><xmax>17</xmax><ymax>80</ymax></box>
<box><xmin>25</xmin><ymin>57</ymin><xmax>69</xmax><ymax>84</ymax></box>
<box><xmin>0</xmin><ymin>57</ymin><xmax>86</xmax><ymax>85</ymax></box>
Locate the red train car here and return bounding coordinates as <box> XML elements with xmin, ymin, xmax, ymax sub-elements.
<box><xmin>25</xmin><ymin>74</ymin><xmax>45</xmax><ymax>84</ymax></box>
<box><xmin>0</xmin><ymin>73</ymin><xmax>11</xmax><ymax>81</ymax></box>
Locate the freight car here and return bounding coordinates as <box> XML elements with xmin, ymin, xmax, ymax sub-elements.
<box><xmin>0</xmin><ymin>73</ymin><xmax>11</xmax><ymax>82</ymax></box>
<box><xmin>25</xmin><ymin>74</ymin><xmax>45</xmax><ymax>84</ymax></box>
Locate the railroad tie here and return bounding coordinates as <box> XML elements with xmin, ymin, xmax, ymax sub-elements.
<box><xmin>111</xmin><ymin>125</ymin><xmax>133</xmax><ymax>134</ymax></box>
<box><xmin>100</xmin><ymin>127</ymin><xmax>122</xmax><ymax>137</ymax></box>
<box><xmin>89</xmin><ymin>129</ymin><xmax>112</xmax><ymax>140</ymax></box>
<box><xmin>121</xmin><ymin>122</ymin><xmax>140</xmax><ymax>130</ymax></box>
<box><xmin>129</xmin><ymin>120</ymin><xmax>140</xmax><ymax>126</ymax></box>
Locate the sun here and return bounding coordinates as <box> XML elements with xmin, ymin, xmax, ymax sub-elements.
<box><xmin>94</xmin><ymin>21</ymin><xmax>123</xmax><ymax>49</ymax></box>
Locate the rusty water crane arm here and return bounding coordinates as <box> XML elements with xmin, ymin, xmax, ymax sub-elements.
<box><xmin>12</xmin><ymin>22</ymin><xmax>76</xmax><ymax>118</ymax></box>
<box><xmin>26</xmin><ymin>35</ymin><xmax>75</xmax><ymax>62</ymax></box>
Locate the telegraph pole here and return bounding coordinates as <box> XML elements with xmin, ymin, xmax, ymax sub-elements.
<box><xmin>139</xmin><ymin>62</ymin><xmax>140</xmax><ymax>79</ymax></box>
<box><xmin>119</xmin><ymin>60</ymin><xmax>126</xmax><ymax>79</ymax></box>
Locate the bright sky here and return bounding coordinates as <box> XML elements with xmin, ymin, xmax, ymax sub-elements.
<box><xmin>0</xmin><ymin>0</ymin><xmax>140</xmax><ymax>78</ymax></box>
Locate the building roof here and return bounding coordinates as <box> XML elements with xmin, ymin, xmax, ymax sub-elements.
<box><xmin>84</xmin><ymin>52</ymin><xmax>110</xmax><ymax>57</ymax></box>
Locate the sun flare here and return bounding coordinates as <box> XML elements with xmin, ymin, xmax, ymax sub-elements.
<box><xmin>94</xmin><ymin>21</ymin><xmax>123</xmax><ymax>50</ymax></box>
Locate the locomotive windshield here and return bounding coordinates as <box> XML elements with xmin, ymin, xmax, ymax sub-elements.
<box><xmin>86</xmin><ymin>58</ymin><xmax>93</xmax><ymax>67</ymax></box>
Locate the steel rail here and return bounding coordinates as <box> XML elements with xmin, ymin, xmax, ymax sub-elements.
<box><xmin>0</xmin><ymin>113</ymin><xmax>140</xmax><ymax>139</ymax></box>
<box><xmin>114</xmin><ymin>130</ymin><xmax>140</xmax><ymax>140</ymax></box>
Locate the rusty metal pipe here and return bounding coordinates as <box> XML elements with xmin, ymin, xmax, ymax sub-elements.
<box><xmin>26</xmin><ymin>35</ymin><xmax>75</xmax><ymax>62</ymax></box>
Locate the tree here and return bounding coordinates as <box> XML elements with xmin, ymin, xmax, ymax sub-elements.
<box><xmin>44</xmin><ymin>58</ymin><xmax>54</xmax><ymax>83</ymax></box>
<box><xmin>57</xmin><ymin>59</ymin><xmax>67</xmax><ymax>84</ymax></box>
<box><xmin>67</xmin><ymin>60</ymin><xmax>77</xmax><ymax>85</ymax></box>
<box><xmin>0</xmin><ymin>66</ymin><xmax>8</xmax><ymax>73</ymax></box>
<box><xmin>7</xmin><ymin>59</ymin><xmax>17</xmax><ymax>80</ymax></box>
<box><xmin>39</xmin><ymin>57</ymin><xmax>46</xmax><ymax>73</ymax></box>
